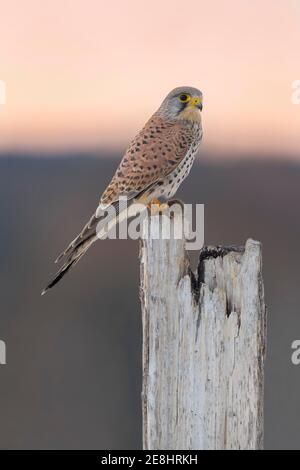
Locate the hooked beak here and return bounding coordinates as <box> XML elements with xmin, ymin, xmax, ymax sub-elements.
<box><xmin>189</xmin><ymin>96</ymin><xmax>203</xmax><ymax>111</ymax></box>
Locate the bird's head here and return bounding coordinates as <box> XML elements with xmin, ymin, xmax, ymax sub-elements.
<box><xmin>157</xmin><ymin>86</ymin><xmax>203</xmax><ymax>123</ymax></box>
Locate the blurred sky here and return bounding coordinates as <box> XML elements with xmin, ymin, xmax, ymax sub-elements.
<box><xmin>0</xmin><ymin>0</ymin><xmax>300</xmax><ymax>158</ymax></box>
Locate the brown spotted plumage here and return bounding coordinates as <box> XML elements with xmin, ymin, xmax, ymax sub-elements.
<box><xmin>42</xmin><ymin>86</ymin><xmax>203</xmax><ymax>294</ymax></box>
<box><xmin>101</xmin><ymin>117</ymin><xmax>196</xmax><ymax>205</ymax></box>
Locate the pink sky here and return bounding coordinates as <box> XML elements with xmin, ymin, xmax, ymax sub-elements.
<box><xmin>0</xmin><ymin>0</ymin><xmax>300</xmax><ymax>158</ymax></box>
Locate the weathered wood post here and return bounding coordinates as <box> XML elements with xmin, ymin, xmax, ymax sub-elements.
<box><xmin>139</xmin><ymin>210</ymin><xmax>266</xmax><ymax>450</ymax></box>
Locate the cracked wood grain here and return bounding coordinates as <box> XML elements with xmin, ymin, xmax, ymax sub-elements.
<box><xmin>140</xmin><ymin>213</ymin><xmax>266</xmax><ymax>450</ymax></box>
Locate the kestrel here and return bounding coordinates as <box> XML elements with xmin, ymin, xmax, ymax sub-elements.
<box><xmin>42</xmin><ymin>86</ymin><xmax>203</xmax><ymax>294</ymax></box>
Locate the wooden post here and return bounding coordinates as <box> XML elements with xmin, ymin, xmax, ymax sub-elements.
<box><xmin>139</xmin><ymin>211</ymin><xmax>266</xmax><ymax>450</ymax></box>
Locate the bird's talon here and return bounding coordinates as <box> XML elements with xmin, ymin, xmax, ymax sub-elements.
<box><xmin>147</xmin><ymin>199</ymin><xmax>169</xmax><ymax>215</ymax></box>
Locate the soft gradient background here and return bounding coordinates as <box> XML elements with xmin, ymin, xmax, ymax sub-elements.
<box><xmin>0</xmin><ymin>0</ymin><xmax>300</xmax><ymax>156</ymax></box>
<box><xmin>0</xmin><ymin>0</ymin><xmax>300</xmax><ymax>451</ymax></box>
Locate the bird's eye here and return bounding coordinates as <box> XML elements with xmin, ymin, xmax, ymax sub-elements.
<box><xmin>178</xmin><ymin>93</ymin><xmax>190</xmax><ymax>103</ymax></box>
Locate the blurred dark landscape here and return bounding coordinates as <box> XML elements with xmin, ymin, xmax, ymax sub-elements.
<box><xmin>0</xmin><ymin>153</ymin><xmax>299</xmax><ymax>449</ymax></box>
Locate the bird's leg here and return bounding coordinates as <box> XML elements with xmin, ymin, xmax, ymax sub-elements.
<box><xmin>147</xmin><ymin>198</ymin><xmax>161</xmax><ymax>208</ymax></box>
<box><xmin>147</xmin><ymin>198</ymin><xmax>169</xmax><ymax>215</ymax></box>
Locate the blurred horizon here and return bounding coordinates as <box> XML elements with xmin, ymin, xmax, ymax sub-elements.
<box><xmin>1</xmin><ymin>155</ymin><xmax>300</xmax><ymax>449</ymax></box>
<box><xmin>1</xmin><ymin>149</ymin><xmax>300</xmax><ymax>164</ymax></box>
<box><xmin>1</xmin><ymin>0</ymin><xmax>300</xmax><ymax>159</ymax></box>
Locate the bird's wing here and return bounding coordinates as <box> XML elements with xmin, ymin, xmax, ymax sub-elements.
<box><xmin>54</xmin><ymin>117</ymin><xmax>195</xmax><ymax>266</ymax></box>
<box><xmin>100</xmin><ymin>115</ymin><xmax>195</xmax><ymax>206</ymax></box>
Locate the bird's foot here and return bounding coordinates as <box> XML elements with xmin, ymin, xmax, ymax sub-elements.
<box><xmin>147</xmin><ymin>198</ymin><xmax>169</xmax><ymax>215</ymax></box>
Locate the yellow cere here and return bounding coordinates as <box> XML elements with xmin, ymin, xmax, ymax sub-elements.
<box><xmin>191</xmin><ymin>97</ymin><xmax>201</xmax><ymax>106</ymax></box>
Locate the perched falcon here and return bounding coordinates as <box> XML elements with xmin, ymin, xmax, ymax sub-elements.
<box><xmin>42</xmin><ymin>86</ymin><xmax>203</xmax><ymax>294</ymax></box>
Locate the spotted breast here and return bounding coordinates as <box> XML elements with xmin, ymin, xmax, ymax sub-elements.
<box><xmin>147</xmin><ymin>122</ymin><xmax>203</xmax><ymax>201</ymax></box>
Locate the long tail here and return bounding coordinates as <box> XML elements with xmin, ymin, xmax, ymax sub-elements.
<box><xmin>41</xmin><ymin>205</ymin><xmax>118</xmax><ymax>295</ymax></box>
<box><xmin>41</xmin><ymin>235</ymin><xmax>97</xmax><ymax>295</ymax></box>
<box><xmin>41</xmin><ymin>210</ymin><xmax>101</xmax><ymax>296</ymax></box>
<box><xmin>41</xmin><ymin>199</ymin><xmax>145</xmax><ymax>295</ymax></box>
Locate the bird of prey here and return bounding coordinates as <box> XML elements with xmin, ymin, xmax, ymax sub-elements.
<box><xmin>42</xmin><ymin>86</ymin><xmax>203</xmax><ymax>295</ymax></box>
